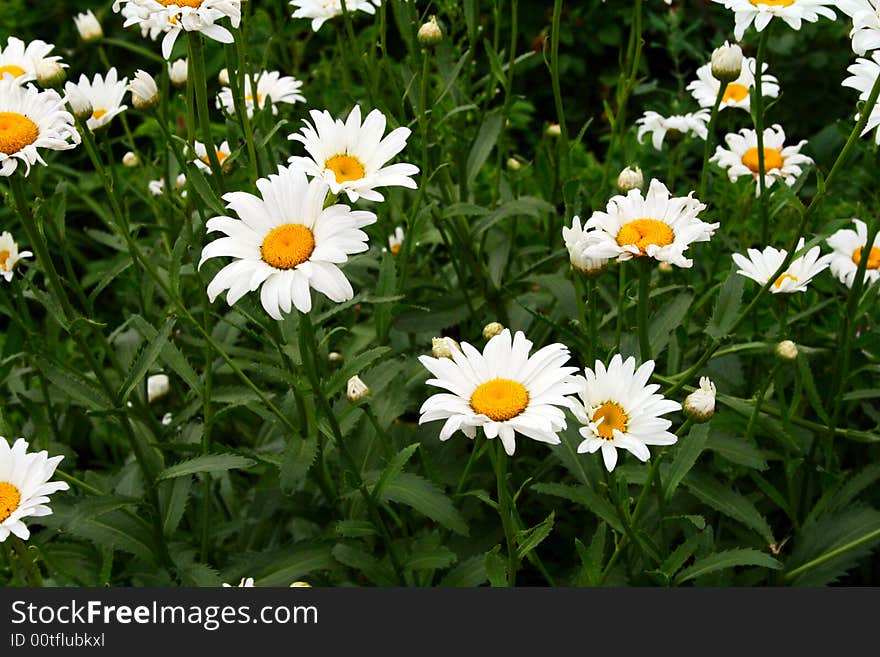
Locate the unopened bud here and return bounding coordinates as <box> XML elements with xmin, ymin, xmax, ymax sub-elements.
<box><xmin>147</xmin><ymin>373</ymin><xmax>171</xmax><ymax>403</ymax></box>
<box><xmin>328</xmin><ymin>351</ymin><xmax>343</xmax><ymax>367</ymax></box>
<box><xmin>482</xmin><ymin>322</ymin><xmax>504</xmax><ymax>340</ymax></box>
<box><xmin>168</xmin><ymin>58</ymin><xmax>188</xmax><ymax>87</ymax></box>
<box><xmin>711</xmin><ymin>41</ymin><xmax>743</xmax><ymax>83</ymax></box>
<box><xmin>346</xmin><ymin>375</ymin><xmax>369</xmax><ymax>402</ymax></box>
<box><xmin>658</xmin><ymin>261</ymin><xmax>674</xmax><ymax>274</ymax></box>
<box><xmin>74</xmin><ymin>10</ymin><xmax>103</xmax><ymax>44</ymax></box>
<box><xmin>418</xmin><ymin>16</ymin><xmax>443</xmax><ymax>47</ymax></box>
<box><xmin>129</xmin><ymin>70</ymin><xmax>159</xmax><ymax>111</ymax></box>
<box><xmin>289</xmin><ymin>581</ymin><xmax>311</xmax><ymax>587</ymax></box>
<box><xmin>122</xmin><ymin>151</ymin><xmax>139</xmax><ymax>168</ymax></box>
<box><xmin>776</xmin><ymin>340</ymin><xmax>798</xmax><ymax>362</ymax></box>
<box><xmin>431</xmin><ymin>336</ymin><xmax>460</xmax><ymax>359</ymax></box>
<box><xmin>617</xmin><ymin>166</ymin><xmax>644</xmax><ymax>193</ymax></box>
<box><xmin>506</xmin><ymin>157</ymin><xmax>522</xmax><ymax>171</ymax></box>
<box><xmin>545</xmin><ymin>123</ymin><xmax>561</xmax><ymax>137</ymax></box>
<box><xmin>218</xmin><ymin>68</ymin><xmax>230</xmax><ymax>87</ymax></box>
<box><xmin>64</xmin><ymin>83</ymin><xmax>93</xmax><ymax>122</ymax></box>
<box><xmin>683</xmin><ymin>377</ymin><xmax>716</xmax><ymax>423</ymax></box>
<box><xmin>36</xmin><ymin>60</ymin><xmax>66</xmax><ymax>89</ymax></box>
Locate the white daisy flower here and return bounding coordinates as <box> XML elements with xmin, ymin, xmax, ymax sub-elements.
<box><xmin>113</xmin><ymin>0</ymin><xmax>242</xmax><ymax>60</ymax></box>
<box><xmin>222</xmin><ymin>577</ymin><xmax>254</xmax><ymax>587</ymax></box>
<box><xmin>579</xmin><ymin>179</ymin><xmax>717</xmax><ymax>269</ymax></box>
<box><xmin>74</xmin><ymin>10</ymin><xmax>104</xmax><ymax>43</ymax></box>
<box><xmin>571</xmin><ymin>355</ymin><xmax>681</xmax><ymax>472</ymax></box>
<box><xmin>290</xmin><ymin>0</ymin><xmax>382</xmax><ymax>32</ymax></box>
<box><xmin>842</xmin><ymin>52</ymin><xmax>880</xmax><ymax>145</ymax></box>
<box><xmin>65</xmin><ymin>68</ymin><xmax>129</xmax><ymax>132</ymax></box>
<box><xmin>687</xmin><ymin>56</ymin><xmax>779</xmax><ymax>113</ymax></box>
<box><xmin>0</xmin><ymin>232</ymin><xmax>32</xmax><ymax>282</ymax></box>
<box><xmin>710</xmin><ymin>124</ymin><xmax>812</xmax><ymax>196</ymax></box>
<box><xmin>216</xmin><ymin>70</ymin><xmax>306</xmax><ymax>118</ymax></box>
<box><xmin>732</xmin><ymin>237</ymin><xmax>832</xmax><ymax>293</ymax></box>
<box><xmin>838</xmin><ymin>1</ymin><xmax>880</xmax><ymax>55</ymax></box>
<box><xmin>128</xmin><ymin>69</ymin><xmax>159</xmax><ymax>110</ymax></box>
<box><xmin>288</xmin><ymin>105</ymin><xmax>420</xmax><ymax>203</ymax></box>
<box><xmin>0</xmin><ymin>78</ymin><xmax>80</xmax><ymax>177</ymax></box>
<box><xmin>683</xmin><ymin>377</ymin><xmax>716</xmax><ymax>423</ymax></box>
<box><xmin>199</xmin><ymin>164</ymin><xmax>377</xmax><ymax>319</ymax></box>
<box><xmin>148</xmin><ymin>173</ymin><xmax>187</xmax><ymax>196</ymax></box>
<box><xmin>417</xmin><ymin>328</ymin><xmax>579</xmax><ymax>456</ymax></box>
<box><xmin>635</xmin><ymin>109</ymin><xmax>710</xmax><ymax>151</ymax></box>
<box><xmin>562</xmin><ymin>215</ymin><xmax>609</xmax><ymax>275</ymax></box>
<box><xmin>0</xmin><ymin>36</ymin><xmax>65</xmax><ymax>85</ymax></box>
<box><xmin>826</xmin><ymin>218</ymin><xmax>880</xmax><ymax>288</ymax></box>
<box><xmin>191</xmin><ymin>139</ymin><xmax>232</xmax><ymax>173</ymax></box>
<box><xmin>387</xmin><ymin>226</ymin><xmax>404</xmax><ymax>255</ymax></box>
<box><xmin>711</xmin><ymin>0</ymin><xmax>837</xmax><ymax>42</ymax></box>
<box><xmin>0</xmin><ymin>437</ymin><xmax>70</xmax><ymax>542</ymax></box>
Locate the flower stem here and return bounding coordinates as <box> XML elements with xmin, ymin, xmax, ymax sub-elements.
<box><xmin>11</xmin><ymin>537</ymin><xmax>42</xmax><ymax>587</ymax></box>
<box><xmin>187</xmin><ymin>33</ymin><xmax>224</xmax><ymax>185</ymax></box>
<box><xmin>637</xmin><ymin>259</ymin><xmax>652</xmax><ymax>361</ymax></box>
<box><xmin>698</xmin><ymin>81</ymin><xmax>729</xmax><ymax>201</ymax></box>
<box><xmin>752</xmin><ymin>30</ymin><xmax>770</xmax><ymax>242</ymax></box>
<box><xmin>549</xmin><ymin>0</ymin><xmax>570</xmax><ymax>181</ymax></box>
<box><xmin>489</xmin><ymin>439</ymin><xmax>519</xmax><ymax>586</ymax></box>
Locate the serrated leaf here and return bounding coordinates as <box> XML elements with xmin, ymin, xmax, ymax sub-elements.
<box><xmin>367</xmin><ymin>472</ymin><xmax>468</xmax><ymax>536</ymax></box>
<box><xmin>157</xmin><ymin>454</ymin><xmax>255</xmax><ymax>481</ymax></box>
<box><xmin>439</xmin><ymin>555</ymin><xmax>487</xmax><ymax>587</ymax></box>
<box><xmin>705</xmin><ymin>268</ymin><xmax>745</xmax><ymax>340</ymax></box>
<box><xmin>649</xmin><ymin>292</ymin><xmax>693</xmax><ymax>357</ymax></box>
<box><xmin>129</xmin><ymin>314</ymin><xmax>200</xmax><ymax>393</ymax></box>
<box><xmin>406</xmin><ymin>544</ymin><xmax>457</xmax><ymax>571</ymax></box>
<box><xmin>484</xmin><ymin>546</ymin><xmax>507</xmax><ymax>587</ymax></box>
<box><xmin>532</xmin><ymin>482</ymin><xmax>624</xmax><ymax>534</ymax></box>
<box><xmin>516</xmin><ymin>512</ymin><xmax>554</xmax><ymax>560</ymax></box>
<box><xmin>250</xmin><ymin>544</ymin><xmax>337</xmax><ymax>586</ymax></box>
<box><xmin>371</xmin><ymin>443</ymin><xmax>420</xmax><ymax>500</ymax></box>
<box><xmin>684</xmin><ymin>471</ymin><xmax>775</xmax><ymax>544</ymax></box>
<box><xmin>466</xmin><ymin>110</ymin><xmax>503</xmax><ymax>186</ymax></box>
<box><xmin>280</xmin><ymin>434</ymin><xmax>318</xmax><ymax>493</ymax></box>
<box><xmin>674</xmin><ymin>549</ymin><xmax>782</xmax><ymax>585</ymax></box>
<box><xmin>36</xmin><ymin>356</ymin><xmax>111</xmax><ymax>411</ymax></box>
<box><xmin>664</xmin><ymin>424</ymin><xmax>710</xmax><ymax>501</ymax></box>
<box><xmin>116</xmin><ymin>315</ymin><xmax>176</xmax><ymax>405</ymax></box>
<box><xmin>335</xmin><ymin>520</ymin><xmax>377</xmax><ymax>538</ymax></box>
<box><xmin>332</xmin><ymin>543</ymin><xmax>395</xmax><ymax>586</ymax></box>
<box><xmin>326</xmin><ymin>346</ymin><xmax>392</xmax><ymax>398</ymax></box>
<box><xmin>706</xmin><ymin>432</ymin><xmax>769</xmax><ymax>470</ymax></box>
<box><xmin>161</xmin><ymin>476</ymin><xmax>192</xmax><ymax>535</ymax></box>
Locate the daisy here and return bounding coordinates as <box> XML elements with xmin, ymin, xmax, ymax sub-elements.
<box><xmin>635</xmin><ymin>109</ymin><xmax>710</xmax><ymax>151</ymax></box>
<box><xmin>113</xmin><ymin>0</ymin><xmax>242</xmax><ymax>60</ymax></box>
<box><xmin>0</xmin><ymin>437</ymin><xmax>70</xmax><ymax>542</ymax></box>
<box><xmin>290</xmin><ymin>0</ymin><xmax>382</xmax><ymax>32</ymax></box>
<box><xmin>417</xmin><ymin>328</ymin><xmax>579</xmax><ymax>456</ymax></box>
<box><xmin>74</xmin><ymin>10</ymin><xmax>104</xmax><ymax>44</ymax></box>
<box><xmin>826</xmin><ymin>219</ymin><xmax>880</xmax><ymax>288</ymax></box>
<box><xmin>687</xmin><ymin>56</ymin><xmax>779</xmax><ymax>113</ymax></box>
<box><xmin>562</xmin><ymin>215</ymin><xmax>608</xmax><ymax>275</ymax></box>
<box><xmin>216</xmin><ymin>70</ymin><xmax>306</xmax><ymax>118</ymax></box>
<box><xmin>192</xmin><ymin>140</ymin><xmax>232</xmax><ymax>173</ymax></box>
<box><xmin>288</xmin><ymin>105</ymin><xmax>419</xmax><ymax>203</ymax></box>
<box><xmin>0</xmin><ymin>78</ymin><xmax>80</xmax><ymax>177</ymax></box>
<box><xmin>0</xmin><ymin>36</ymin><xmax>65</xmax><ymax>85</ymax></box>
<box><xmin>732</xmin><ymin>237</ymin><xmax>832</xmax><ymax>293</ymax></box>
<box><xmin>200</xmin><ymin>164</ymin><xmax>377</xmax><ymax>319</ymax></box>
<box><xmin>65</xmin><ymin>68</ymin><xmax>129</xmax><ymax>132</ymax></box>
<box><xmin>842</xmin><ymin>52</ymin><xmax>880</xmax><ymax>145</ymax></box>
<box><xmin>387</xmin><ymin>226</ymin><xmax>404</xmax><ymax>255</ymax></box>
<box><xmin>0</xmin><ymin>232</ymin><xmax>32</xmax><ymax>282</ymax></box>
<box><xmin>579</xmin><ymin>179</ymin><xmax>718</xmax><ymax>269</ymax></box>
<box><xmin>838</xmin><ymin>1</ymin><xmax>880</xmax><ymax>55</ymax></box>
<box><xmin>148</xmin><ymin>174</ymin><xmax>187</xmax><ymax>196</ymax></box>
<box><xmin>710</xmin><ymin>125</ymin><xmax>812</xmax><ymax>195</ymax></box>
<box><xmin>222</xmin><ymin>577</ymin><xmax>254</xmax><ymax>587</ymax></box>
<box><xmin>571</xmin><ymin>355</ymin><xmax>681</xmax><ymax>472</ymax></box>
<box><xmin>711</xmin><ymin>0</ymin><xmax>837</xmax><ymax>42</ymax></box>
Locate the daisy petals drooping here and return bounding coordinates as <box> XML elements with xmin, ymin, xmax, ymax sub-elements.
<box><xmin>290</xmin><ymin>0</ymin><xmax>382</xmax><ymax>32</ymax></box>
<box><xmin>711</xmin><ymin>0</ymin><xmax>837</xmax><ymax>41</ymax></box>
<box><xmin>571</xmin><ymin>355</ymin><xmax>680</xmax><ymax>472</ymax></box>
<box><xmin>826</xmin><ymin>218</ymin><xmax>880</xmax><ymax>289</ymax></box>
<box><xmin>636</xmin><ymin>109</ymin><xmax>710</xmax><ymax>150</ymax></box>
<box><xmin>200</xmin><ymin>164</ymin><xmax>377</xmax><ymax>320</ymax></box>
<box><xmin>64</xmin><ymin>67</ymin><xmax>129</xmax><ymax>132</ymax></box>
<box><xmin>418</xmin><ymin>329</ymin><xmax>579</xmax><ymax>456</ymax></box>
<box><xmin>732</xmin><ymin>238</ymin><xmax>832</xmax><ymax>293</ymax></box>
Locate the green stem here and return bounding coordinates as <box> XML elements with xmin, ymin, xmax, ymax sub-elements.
<box><xmin>752</xmin><ymin>30</ymin><xmax>770</xmax><ymax>242</ymax></box>
<box><xmin>187</xmin><ymin>34</ymin><xmax>224</xmax><ymax>185</ymax></box>
<box><xmin>637</xmin><ymin>259</ymin><xmax>652</xmax><ymax>361</ymax></box>
<box><xmin>698</xmin><ymin>80</ymin><xmax>729</xmax><ymax>201</ymax></box>
<box><xmin>549</xmin><ymin>0</ymin><xmax>570</xmax><ymax>179</ymax></box>
<box><xmin>785</xmin><ymin>527</ymin><xmax>880</xmax><ymax>582</ymax></box>
<box><xmin>11</xmin><ymin>537</ymin><xmax>42</xmax><ymax>587</ymax></box>
<box><xmin>615</xmin><ymin>262</ymin><xmax>627</xmax><ymax>352</ymax></box>
<box><xmin>489</xmin><ymin>439</ymin><xmax>518</xmax><ymax>586</ymax></box>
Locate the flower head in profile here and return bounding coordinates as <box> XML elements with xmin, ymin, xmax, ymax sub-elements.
<box><xmin>417</xmin><ymin>329</ymin><xmax>579</xmax><ymax>456</ymax></box>
<box><xmin>0</xmin><ymin>78</ymin><xmax>80</xmax><ymax>177</ymax></box>
<box><xmin>0</xmin><ymin>232</ymin><xmax>32</xmax><ymax>282</ymax></box>
<box><xmin>0</xmin><ymin>437</ymin><xmax>70</xmax><ymax>542</ymax></box>
<box><xmin>571</xmin><ymin>355</ymin><xmax>680</xmax><ymax>472</ymax></box>
<box><xmin>562</xmin><ymin>216</ymin><xmax>608</xmax><ymax>275</ymax></box>
<box><xmin>688</xmin><ymin>56</ymin><xmax>779</xmax><ymax>113</ymax></box>
<box><xmin>842</xmin><ymin>52</ymin><xmax>880</xmax><ymax>144</ymax></box>
<box><xmin>64</xmin><ymin>68</ymin><xmax>129</xmax><ymax>131</ymax></box>
<box><xmin>200</xmin><ymin>164</ymin><xmax>377</xmax><ymax>319</ymax></box>
<box><xmin>149</xmin><ymin>174</ymin><xmax>187</xmax><ymax>197</ymax></box>
<box><xmin>113</xmin><ymin>0</ymin><xmax>242</xmax><ymax>59</ymax></box>
<box><xmin>74</xmin><ymin>10</ymin><xmax>104</xmax><ymax>43</ymax></box>
<box><xmin>289</xmin><ymin>105</ymin><xmax>419</xmax><ymax>203</ymax></box>
<box><xmin>732</xmin><ymin>238</ymin><xmax>831</xmax><ymax>293</ymax></box>
<box><xmin>684</xmin><ymin>377</ymin><xmax>717</xmax><ymax>423</ymax></box>
<box><xmin>711</xmin><ymin>125</ymin><xmax>812</xmax><ymax>196</ymax></box>
<box><xmin>290</xmin><ymin>0</ymin><xmax>381</xmax><ymax>32</ymax></box>
<box><xmin>216</xmin><ymin>70</ymin><xmax>305</xmax><ymax>118</ymax></box>
<box><xmin>578</xmin><ymin>179</ymin><xmax>718</xmax><ymax>269</ymax></box>
<box><xmin>191</xmin><ymin>140</ymin><xmax>232</xmax><ymax>174</ymax></box>
<box><xmin>838</xmin><ymin>1</ymin><xmax>880</xmax><ymax>56</ymax></box>
<box><xmin>636</xmin><ymin>109</ymin><xmax>710</xmax><ymax>150</ymax></box>
<box><xmin>0</xmin><ymin>36</ymin><xmax>65</xmax><ymax>85</ymax></box>
<box><xmin>711</xmin><ymin>0</ymin><xmax>837</xmax><ymax>41</ymax></box>
<box><xmin>826</xmin><ymin>219</ymin><xmax>880</xmax><ymax>289</ymax></box>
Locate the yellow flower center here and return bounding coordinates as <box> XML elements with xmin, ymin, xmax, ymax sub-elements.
<box><xmin>245</xmin><ymin>93</ymin><xmax>264</xmax><ymax>105</ymax></box>
<box><xmin>92</xmin><ymin>109</ymin><xmax>107</xmax><ymax>121</ymax></box>
<box><xmin>592</xmin><ymin>402</ymin><xmax>628</xmax><ymax>440</ymax></box>
<box><xmin>470</xmin><ymin>378</ymin><xmax>529</xmax><ymax>422</ymax></box>
<box><xmin>157</xmin><ymin>0</ymin><xmax>204</xmax><ymax>7</ymax></box>
<box><xmin>325</xmin><ymin>154</ymin><xmax>366</xmax><ymax>184</ymax></box>
<box><xmin>742</xmin><ymin>147</ymin><xmax>784</xmax><ymax>174</ymax></box>
<box><xmin>749</xmin><ymin>0</ymin><xmax>794</xmax><ymax>6</ymax></box>
<box><xmin>0</xmin><ymin>250</ymin><xmax>10</xmax><ymax>271</ymax></box>
<box><xmin>616</xmin><ymin>218</ymin><xmax>675</xmax><ymax>254</ymax></box>
<box><xmin>390</xmin><ymin>243</ymin><xmax>401</xmax><ymax>255</ymax></box>
<box><xmin>260</xmin><ymin>223</ymin><xmax>315</xmax><ymax>270</ymax></box>
<box><xmin>773</xmin><ymin>273</ymin><xmax>797</xmax><ymax>289</ymax></box>
<box><xmin>201</xmin><ymin>150</ymin><xmax>229</xmax><ymax>165</ymax></box>
<box><xmin>0</xmin><ymin>481</ymin><xmax>21</xmax><ymax>523</ymax></box>
<box><xmin>0</xmin><ymin>64</ymin><xmax>26</xmax><ymax>78</ymax></box>
<box><xmin>0</xmin><ymin>111</ymin><xmax>39</xmax><ymax>155</ymax></box>
<box><xmin>722</xmin><ymin>83</ymin><xmax>749</xmax><ymax>103</ymax></box>
<box><xmin>852</xmin><ymin>246</ymin><xmax>880</xmax><ymax>270</ymax></box>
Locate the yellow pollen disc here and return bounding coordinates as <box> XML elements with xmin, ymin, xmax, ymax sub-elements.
<box><xmin>261</xmin><ymin>223</ymin><xmax>315</xmax><ymax>270</ymax></box>
<box><xmin>616</xmin><ymin>218</ymin><xmax>675</xmax><ymax>254</ymax></box>
<box><xmin>245</xmin><ymin>93</ymin><xmax>264</xmax><ymax>105</ymax></box>
<box><xmin>157</xmin><ymin>0</ymin><xmax>204</xmax><ymax>7</ymax></box>
<box><xmin>749</xmin><ymin>0</ymin><xmax>793</xmax><ymax>6</ymax></box>
<box><xmin>92</xmin><ymin>109</ymin><xmax>107</xmax><ymax>121</ymax></box>
<box><xmin>0</xmin><ymin>111</ymin><xmax>39</xmax><ymax>155</ymax></box>
<box><xmin>592</xmin><ymin>402</ymin><xmax>628</xmax><ymax>440</ymax></box>
<box><xmin>0</xmin><ymin>64</ymin><xmax>26</xmax><ymax>78</ymax></box>
<box><xmin>852</xmin><ymin>246</ymin><xmax>880</xmax><ymax>270</ymax></box>
<box><xmin>0</xmin><ymin>481</ymin><xmax>21</xmax><ymax>523</ymax></box>
<box><xmin>470</xmin><ymin>378</ymin><xmax>529</xmax><ymax>422</ymax></box>
<box><xmin>773</xmin><ymin>273</ymin><xmax>798</xmax><ymax>289</ymax></box>
<box><xmin>0</xmin><ymin>250</ymin><xmax>9</xmax><ymax>271</ymax></box>
<box><xmin>202</xmin><ymin>150</ymin><xmax>229</xmax><ymax>165</ymax></box>
<box><xmin>722</xmin><ymin>83</ymin><xmax>750</xmax><ymax>103</ymax></box>
<box><xmin>390</xmin><ymin>243</ymin><xmax>401</xmax><ymax>255</ymax></box>
<box><xmin>325</xmin><ymin>154</ymin><xmax>366</xmax><ymax>184</ymax></box>
<box><xmin>742</xmin><ymin>147</ymin><xmax>784</xmax><ymax>174</ymax></box>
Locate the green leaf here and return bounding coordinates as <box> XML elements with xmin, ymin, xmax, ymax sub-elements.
<box><xmin>705</xmin><ymin>268</ymin><xmax>745</xmax><ymax>340</ymax></box>
<box><xmin>472</xmin><ymin>197</ymin><xmax>554</xmax><ymax>235</ymax></box>
<box><xmin>161</xmin><ymin>476</ymin><xmax>191</xmax><ymax>535</ymax></box>
<box><xmin>371</xmin><ymin>443</ymin><xmax>420</xmax><ymax>500</ymax></box>
<box><xmin>251</xmin><ymin>544</ymin><xmax>336</xmax><ymax>586</ymax></box>
<box><xmin>406</xmin><ymin>544</ymin><xmax>457</xmax><ymax>571</ymax></box>
<box><xmin>664</xmin><ymin>424</ymin><xmax>710</xmax><ymax>501</ymax></box>
<box><xmin>484</xmin><ymin>546</ymin><xmax>507</xmax><ymax>587</ymax></box>
<box><xmin>466</xmin><ymin>110</ymin><xmax>503</xmax><ymax>186</ymax></box>
<box><xmin>332</xmin><ymin>543</ymin><xmax>395</xmax><ymax>586</ymax></box>
<box><xmin>439</xmin><ymin>555</ymin><xmax>487</xmax><ymax>587</ymax></box>
<box><xmin>516</xmin><ymin>512</ymin><xmax>554</xmax><ymax>560</ymax></box>
<box><xmin>36</xmin><ymin>357</ymin><xmax>111</xmax><ymax>411</ymax></box>
<box><xmin>326</xmin><ymin>346</ymin><xmax>392</xmax><ymax>398</ymax></box>
<box><xmin>649</xmin><ymin>292</ymin><xmax>693</xmax><ymax>357</ymax></box>
<box><xmin>280</xmin><ymin>434</ymin><xmax>318</xmax><ymax>493</ymax></box>
<box><xmin>157</xmin><ymin>454</ymin><xmax>256</xmax><ymax>481</ymax></box>
<box><xmin>684</xmin><ymin>472</ymin><xmax>776</xmax><ymax>544</ymax></box>
<box><xmin>335</xmin><ymin>520</ymin><xmax>377</xmax><ymax>539</ymax></box>
<box><xmin>369</xmin><ymin>472</ymin><xmax>468</xmax><ymax>536</ymax></box>
<box><xmin>674</xmin><ymin>549</ymin><xmax>782</xmax><ymax>585</ymax></box>
<box><xmin>373</xmin><ymin>253</ymin><xmax>397</xmax><ymax>341</ymax></box>
<box><xmin>129</xmin><ymin>315</ymin><xmax>200</xmax><ymax>394</ymax></box>
<box><xmin>706</xmin><ymin>432</ymin><xmax>770</xmax><ymax>471</ymax></box>
<box><xmin>116</xmin><ymin>315</ymin><xmax>176</xmax><ymax>405</ymax></box>
<box><xmin>533</xmin><ymin>482</ymin><xmax>624</xmax><ymax>534</ymax></box>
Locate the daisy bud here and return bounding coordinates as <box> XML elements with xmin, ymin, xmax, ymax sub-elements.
<box><xmin>161</xmin><ymin>413</ymin><xmax>173</xmax><ymax>426</ymax></box>
<box><xmin>545</xmin><ymin>123</ymin><xmax>561</xmax><ymax>137</ymax></box>
<box><xmin>616</xmin><ymin>166</ymin><xmax>643</xmax><ymax>193</ymax></box>
<box><xmin>418</xmin><ymin>16</ymin><xmax>443</xmax><ymax>47</ymax></box>
<box><xmin>775</xmin><ymin>340</ymin><xmax>798</xmax><ymax>362</ymax></box>
<box><xmin>122</xmin><ymin>151</ymin><xmax>139</xmax><ymax>168</ymax></box>
<box><xmin>431</xmin><ymin>336</ymin><xmax>460</xmax><ymax>359</ymax></box>
<box><xmin>658</xmin><ymin>261</ymin><xmax>674</xmax><ymax>274</ymax></box>
<box><xmin>684</xmin><ymin>377</ymin><xmax>716</xmax><ymax>423</ymax></box>
<box><xmin>506</xmin><ymin>157</ymin><xmax>522</xmax><ymax>171</ymax></box>
<box><xmin>36</xmin><ymin>60</ymin><xmax>66</xmax><ymax>89</ymax></box>
<box><xmin>289</xmin><ymin>581</ymin><xmax>311</xmax><ymax>587</ymax></box>
<box><xmin>168</xmin><ymin>59</ymin><xmax>188</xmax><ymax>87</ymax></box>
<box><xmin>64</xmin><ymin>83</ymin><xmax>93</xmax><ymax>123</ymax></box>
<box><xmin>328</xmin><ymin>351</ymin><xmax>344</xmax><ymax>367</ymax></box>
<box><xmin>147</xmin><ymin>374</ymin><xmax>171</xmax><ymax>403</ymax></box>
<box><xmin>711</xmin><ymin>41</ymin><xmax>743</xmax><ymax>84</ymax></box>
<box><xmin>74</xmin><ymin>10</ymin><xmax>103</xmax><ymax>44</ymax></box>
<box><xmin>129</xmin><ymin>70</ymin><xmax>159</xmax><ymax>111</ymax></box>
<box><xmin>218</xmin><ymin>68</ymin><xmax>230</xmax><ymax>87</ymax></box>
<box><xmin>347</xmin><ymin>375</ymin><xmax>370</xmax><ymax>402</ymax></box>
<box><xmin>483</xmin><ymin>322</ymin><xmax>505</xmax><ymax>340</ymax></box>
